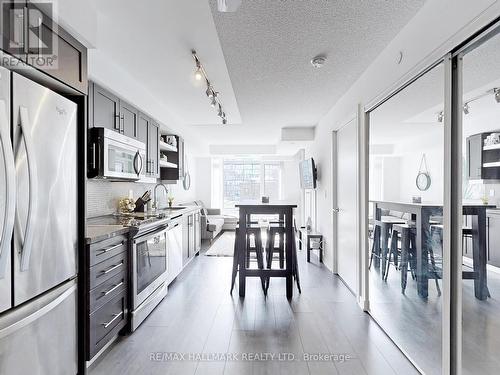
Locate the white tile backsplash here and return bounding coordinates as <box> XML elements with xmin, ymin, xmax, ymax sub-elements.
<box><xmin>87</xmin><ymin>179</ymin><xmax>168</xmax><ymax>218</ymax></box>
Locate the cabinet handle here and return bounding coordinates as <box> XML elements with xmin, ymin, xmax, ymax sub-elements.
<box><xmin>114</xmin><ymin>114</ymin><xmax>120</xmax><ymax>132</ymax></box>
<box><xmin>100</xmin><ymin>262</ymin><xmax>123</xmax><ymax>275</ymax></box>
<box><xmin>102</xmin><ymin>281</ymin><xmax>124</xmax><ymax>296</ymax></box>
<box><xmin>101</xmin><ymin>312</ymin><xmax>123</xmax><ymax>328</ymax></box>
<box><xmin>121</xmin><ymin>115</ymin><xmax>125</xmax><ymax>133</ymax></box>
<box><xmin>97</xmin><ymin>242</ymin><xmax>123</xmax><ymax>255</ymax></box>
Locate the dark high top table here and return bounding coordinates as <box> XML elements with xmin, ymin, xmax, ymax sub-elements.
<box><xmin>235</xmin><ymin>202</ymin><xmax>297</xmax><ymax>299</ymax></box>
<box><xmin>372</xmin><ymin>201</ymin><xmax>493</xmax><ymax>300</ymax></box>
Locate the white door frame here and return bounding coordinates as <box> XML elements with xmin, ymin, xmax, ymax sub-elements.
<box><xmin>332</xmin><ymin>115</ymin><xmax>361</xmax><ymax>298</ymax></box>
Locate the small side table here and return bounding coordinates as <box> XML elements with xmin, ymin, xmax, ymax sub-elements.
<box><xmin>298</xmin><ymin>228</ymin><xmax>323</xmax><ymax>263</ymax></box>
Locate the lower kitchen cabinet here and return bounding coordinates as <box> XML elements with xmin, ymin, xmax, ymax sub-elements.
<box><xmin>84</xmin><ymin>235</ymin><xmax>129</xmax><ymax>361</ymax></box>
<box><xmin>182</xmin><ymin>209</ymin><xmax>201</xmax><ymax>267</ymax></box>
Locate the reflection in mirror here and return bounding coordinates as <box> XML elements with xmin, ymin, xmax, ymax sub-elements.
<box><xmin>461</xmin><ymin>27</ymin><xmax>500</xmax><ymax>375</ymax></box>
<box><xmin>368</xmin><ymin>63</ymin><xmax>445</xmax><ymax>375</ymax></box>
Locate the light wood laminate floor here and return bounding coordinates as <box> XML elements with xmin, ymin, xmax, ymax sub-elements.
<box><xmin>90</xmin><ymin>237</ymin><xmax>418</xmax><ymax>375</ymax></box>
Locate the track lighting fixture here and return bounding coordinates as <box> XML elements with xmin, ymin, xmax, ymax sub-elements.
<box><xmin>437</xmin><ymin>111</ymin><xmax>444</xmax><ymax>123</ymax></box>
<box><xmin>191</xmin><ymin>50</ymin><xmax>227</xmax><ymax>124</ymax></box>
<box><xmin>463</xmin><ymin>102</ymin><xmax>470</xmax><ymax>115</ymax></box>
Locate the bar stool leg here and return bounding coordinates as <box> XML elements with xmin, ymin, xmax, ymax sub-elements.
<box><xmin>381</xmin><ymin>224</ymin><xmax>390</xmax><ymax>280</ymax></box>
<box><xmin>230</xmin><ymin>229</ymin><xmax>240</xmax><ymax>294</ymax></box>
<box><xmin>279</xmin><ymin>232</ymin><xmax>285</xmax><ymax>269</ymax></box>
<box><xmin>400</xmin><ymin>229</ymin><xmax>409</xmax><ymax>293</ymax></box>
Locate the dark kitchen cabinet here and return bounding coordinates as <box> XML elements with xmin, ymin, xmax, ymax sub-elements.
<box><xmin>0</xmin><ymin>1</ymin><xmax>87</xmax><ymax>93</ymax></box>
<box><xmin>120</xmin><ymin>100</ymin><xmax>139</xmax><ymax>139</ymax></box>
<box><xmin>487</xmin><ymin>211</ymin><xmax>500</xmax><ymax>268</ymax></box>
<box><xmin>137</xmin><ymin>112</ymin><xmax>159</xmax><ymax>178</ymax></box>
<box><xmin>27</xmin><ymin>2</ymin><xmax>88</xmax><ymax>93</ymax></box>
<box><xmin>83</xmin><ymin>235</ymin><xmax>128</xmax><ymax>361</ymax></box>
<box><xmin>467</xmin><ymin>132</ymin><xmax>500</xmax><ymax>180</ymax></box>
<box><xmin>89</xmin><ymin>82</ymin><xmax>120</xmax><ymax>132</ymax></box>
<box><xmin>149</xmin><ymin>120</ymin><xmax>160</xmax><ymax>178</ymax></box>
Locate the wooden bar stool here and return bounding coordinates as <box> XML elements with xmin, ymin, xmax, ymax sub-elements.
<box><xmin>231</xmin><ymin>227</ymin><xmax>267</xmax><ymax>295</ymax></box>
<box><xmin>266</xmin><ymin>225</ymin><xmax>285</xmax><ymax>269</ymax></box>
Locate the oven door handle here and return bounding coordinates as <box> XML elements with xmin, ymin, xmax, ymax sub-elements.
<box><xmin>133</xmin><ymin>226</ymin><xmax>168</xmax><ymax>244</ymax></box>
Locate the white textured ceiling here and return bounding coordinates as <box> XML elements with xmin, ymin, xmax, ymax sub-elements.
<box><xmin>189</xmin><ymin>0</ymin><xmax>426</xmax><ymax>148</ymax></box>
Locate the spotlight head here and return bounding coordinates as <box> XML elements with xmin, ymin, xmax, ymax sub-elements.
<box><xmin>194</xmin><ymin>67</ymin><xmax>203</xmax><ymax>81</ymax></box>
<box><xmin>206</xmin><ymin>87</ymin><xmax>213</xmax><ymax>98</ymax></box>
<box><xmin>463</xmin><ymin>103</ymin><xmax>470</xmax><ymax>115</ymax></box>
<box><xmin>495</xmin><ymin>88</ymin><xmax>500</xmax><ymax>103</ymax></box>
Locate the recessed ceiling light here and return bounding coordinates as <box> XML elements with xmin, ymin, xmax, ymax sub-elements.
<box><xmin>311</xmin><ymin>55</ymin><xmax>327</xmax><ymax>68</ymax></box>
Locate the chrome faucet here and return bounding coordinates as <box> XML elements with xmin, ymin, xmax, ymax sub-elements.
<box><xmin>153</xmin><ymin>183</ymin><xmax>169</xmax><ymax>210</ymax></box>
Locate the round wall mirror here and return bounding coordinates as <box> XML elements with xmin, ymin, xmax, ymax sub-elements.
<box><xmin>416</xmin><ymin>172</ymin><xmax>431</xmax><ymax>191</ymax></box>
<box><xmin>183</xmin><ymin>172</ymin><xmax>191</xmax><ymax>190</ymax></box>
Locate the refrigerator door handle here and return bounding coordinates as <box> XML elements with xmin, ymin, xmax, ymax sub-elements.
<box><xmin>0</xmin><ymin>100</ymin><xmax>15</xmax><ymax>279</ymax></box>
<box><xmin>17</xmin><ymin>106</ymin><xmax>38</xmax><ymax>272</ymax></box>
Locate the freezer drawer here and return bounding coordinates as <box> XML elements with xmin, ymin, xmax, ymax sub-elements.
<box><xmin>0</xmin><ymin>280</ymin><xmax>77</xmax><ymax>375</ymax></box>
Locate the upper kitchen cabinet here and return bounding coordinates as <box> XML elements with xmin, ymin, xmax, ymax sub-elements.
<box><xmin>89</xmin><ymin>82</ymin><xmax>120</xmax><ymax>132</ymax></box>
<box><xmin>467</xmin><ymin>132</ymin><xmax>500</xmax><ymax>181</ymax></box>
<box><xmin>160</xmin><ymin>135</ymin><xmax>184</xmax><ymax>181</ymax></box>
<box><xmin>120</xmin><ymin>100</ymin><xmax>139</xmax><ymax>139</ymax></box>
<box><xmin>0</xmin><ymin>1</ymin><xmax>88</xmax><ymax>93</ymax></box>
<box><xmin>27</xmin><ymin>2</ymin><xmax>87</xmax><ymax>93</ymax></box>
<box><xmin>137</xmin><ymin>112</ymin><xmax>159</xmax><ymax>179</ymax></box>
<box><xmin>149</xmin><ymin>120</ymin><xmax>160</xmax><ymax>178</ymax></box>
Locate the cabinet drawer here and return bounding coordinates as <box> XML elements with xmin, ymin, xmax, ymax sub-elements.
<box><xmin>89</xmin><ymin>235</ymin><xmax>127</xmax><ymax>267</ymax></box>
<box><xmin>89</xmin><ymin>252</ymin><xmax>127</xmax><ymax>289</ymax></box>
<box><xmin>89</xmin><ymin>292</ymin><xmax>127</xmax><ymax>359</ymax></box>
<box><xmin>89</xmin><ymin>271</ymin><xmax>127</xmax><ymax>314</ymax></box>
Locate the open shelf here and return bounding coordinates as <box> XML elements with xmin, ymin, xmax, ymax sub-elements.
<box><xmin>483</xmin><ymin>162</ymin><xmax>500</xmax><ymax>168</ymax></box>
<box><xmin>159</xmin><ymin>160</ymin><xmax>178</xmax><ymax>169</ymax></box>
<box><xmin>483</xmin><ymin>144</ymin><xmax>500</xmax><ymax>151</ymax></box>
<box><xmin>159</xmin><ymin>140</ymin><xmax>177</xmax><ymax>153</ymax></box>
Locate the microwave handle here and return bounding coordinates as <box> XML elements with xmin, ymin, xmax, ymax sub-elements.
<box><xmin>133</xmin><ymin>151</ymin><xmax>143</xmax><ymax>175</ymax></box>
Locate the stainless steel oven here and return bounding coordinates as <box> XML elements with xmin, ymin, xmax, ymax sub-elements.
<box><xmin>88</xmin><ymin>127</ymin><xmax>146</xmax><ymax>180</ymax></box>
<box><xmin>131</xmin><ymin>224</ymin><xmax>169</xmax><ymax>331</ymax></box>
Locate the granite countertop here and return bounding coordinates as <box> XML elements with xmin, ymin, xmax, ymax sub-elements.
<box><xmin>85</xmin><ymin>225</ymin><xmax>131</xmax><ymax>245</ymax></box>
<box><xmin>85</xmin><ymin>205</ymin><xmax>200</xmax><ymax>245</ymax></box>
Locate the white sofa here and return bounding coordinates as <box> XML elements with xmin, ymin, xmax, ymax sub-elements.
<box><xmin>184</xmin><ymin>201</ymin><xmax>236</xmax><ymax>241</ymax></box>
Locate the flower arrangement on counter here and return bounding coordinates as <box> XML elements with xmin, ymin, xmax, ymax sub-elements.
<box><xmin>118</xmin><ymin>197</ymin><xmax>136</xmax><ymax>213</ymax></box>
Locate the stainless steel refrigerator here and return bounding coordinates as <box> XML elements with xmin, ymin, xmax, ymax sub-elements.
<box><xmin>0</xmin><ymin>66</ymin><xmax>78</xmax><ymax>374</ymax></box>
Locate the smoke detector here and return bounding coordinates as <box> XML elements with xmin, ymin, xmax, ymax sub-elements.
<box><xmin>218</xmin><ymin>0</ymin><xmax>242</xmax><ymax>12</ymax></box>
<box><xmin>311</xmin><ymin>55</ymin><xmax>327</xmax><ymax>68</ymax></box>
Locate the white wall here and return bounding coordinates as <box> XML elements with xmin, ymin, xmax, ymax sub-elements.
<box><xmin>307</xmin><ymin>0</ymin><xmax>500</xmax><ymax>279</ymax></box>
<box><xmin>195</xmin><ymin>157</ymin><xmax>213</xmax><ymax>206</ymax></box>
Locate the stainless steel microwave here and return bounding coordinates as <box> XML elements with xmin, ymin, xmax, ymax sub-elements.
<box><xmin>88</xmin><ymin>127</ymin><xmax>146</xmax><ymax>180</ymax></box>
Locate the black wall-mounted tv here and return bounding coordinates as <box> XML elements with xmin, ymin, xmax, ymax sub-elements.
<box><xmin>299</xmin><ymin>158</ymin><xmax>317</xmax><ymax>189</ymax></box>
